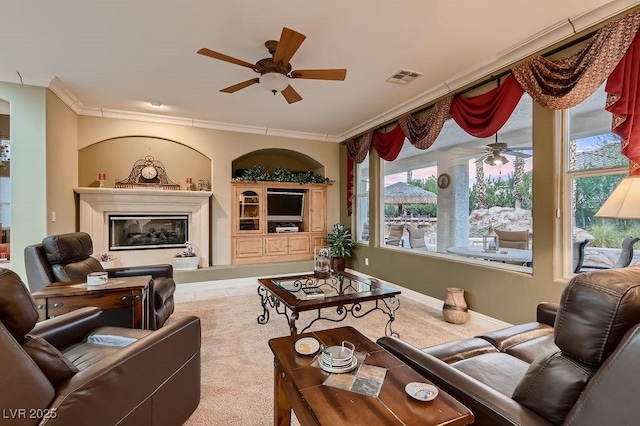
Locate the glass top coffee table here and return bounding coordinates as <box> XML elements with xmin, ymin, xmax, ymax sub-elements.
<box><xmin>257</xmin><ymin>272</ymin><xmax>401</xmax><ymax>336</ymax></box>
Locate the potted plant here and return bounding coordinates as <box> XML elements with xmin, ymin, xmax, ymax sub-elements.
<box><xmin>171</xmin><ymin>241</ymin><xmax>199</xmax><ymax>271</ymax></box>
<box><xmin>326</xmin><ymin>223</ymin><xmax>356</xmax><ymax>273</ymax></box>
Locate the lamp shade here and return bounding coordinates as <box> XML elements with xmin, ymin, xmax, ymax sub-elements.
<box><xmin>594</xmin><ymin>175</ymin><xmax>640</xmax><ymax>219</ymax></box>
<box><xmin>260</xmin><ymin>72</ymin><xmax>289</xmax><ymax>93</ymax></box>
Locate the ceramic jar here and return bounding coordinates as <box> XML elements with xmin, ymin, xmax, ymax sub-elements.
<box><xmin>442</xmin><ymin>287</ymin><xmax>469</xmax><ymax>324</ymax></box>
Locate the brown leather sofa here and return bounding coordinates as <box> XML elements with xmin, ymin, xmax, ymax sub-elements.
<box><xmin>378</xmin><ymin>266</ymin><xmax>640</xmax><ymax>425</ymax></box>
<box><xmin>24</xmin><ymin>232</ymin><xmax>175</xmax><ymax>330</ymax></box>
<box><xmin>0</xmin><ymin>267</ymin><xmax>201</xmax><ymax>425</ymax></box>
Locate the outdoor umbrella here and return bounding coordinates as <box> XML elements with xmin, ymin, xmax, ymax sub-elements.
<box><xmin>384</xmin><ymin>181</ymin><xmax>437</xmax><ymax>214</ymax></box>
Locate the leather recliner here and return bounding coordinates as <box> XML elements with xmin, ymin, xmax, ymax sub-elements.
<box><xmin>24</xmin><ymin>232</ymin><xmax>176</xmax><ymax>330</ymax></box>
<box><xmin>0</xmin><ymin>267</ymin><xmax>201</xmax><ymax>425</ymax></box>
<box><xmin>378</xmin><ymin>266</ymin><xmax>640</xmax><ymax>425</ymax></box>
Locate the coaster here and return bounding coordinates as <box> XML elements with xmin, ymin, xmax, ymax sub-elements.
<box><xmin>295</xmin><ymin>337</ymin><xmax>320</xmax><ymax>355</ymax></box>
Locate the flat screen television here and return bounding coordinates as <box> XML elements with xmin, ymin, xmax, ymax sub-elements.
<box><xmin>267</xmin><ymin>191</ymin><xmax>304</xmax><ymax>222</ymax></box>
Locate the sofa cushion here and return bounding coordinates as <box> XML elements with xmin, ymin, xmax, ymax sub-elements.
<box><xmin>451</xmin><ymin>352</ymin><xmax>530</xmax><ymax>397</ymax></box>
<box><xmin>478</xmin><ymin>322</ymin><xmax>553</xmax><ymax>352</ymax></box>
<box><xmin>513</xmin><ymin>351</ymin><xmax>595</xmax><ymax>425</ymax></box>
<box><xmin>23</xmin><ymin>334</ymin><xmax>79</xmax><ymax>386</ymax></box>
<box><xmin>52</xmin><ymin>257</ymin><xmax>104</xmax><ymax>282</ymax></box>
<box><xmin>421</xmin><ymin>337</ymin><xmax>499</xmax><ymax>364</ymax></box>
<box><xmin>42</xmin><ymin>232</ymin><xmax>94</xmax><ymax>265</ymax></box>
<box><xmin>0</xmin><ymin>269</ymin><xmax>39</xmax><ymax>338</ymax></box>
<box><xmin>555</xmin><ymin>268</ymin><xmax>640</xmax><ymax>366</ymax></box>
<box><xmin>505</xmin><ymin>334</ymin><xmax>558</xmax><ymax>364</ymax></box>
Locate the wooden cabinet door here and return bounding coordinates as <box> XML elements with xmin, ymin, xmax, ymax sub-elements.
<box><xmin>311</xmin><ymin>233</ymin><xmax>326</xmax><ymax>249</ymax></box>
<box><xmin>234</xmin><ymin>237</ymin><xmax>264</xmax><ymax>258</ymax></box>
<box><xmin>233</xmin><ymin>186</ymin><xmax>265</xmax><ymax>234</ymax></box>
<box><xmin>288</xmin><ymin>235</ymin><xmax>311</xmax><ymax>255</ymax></box>
<box><xmin>264</xmin><ymin>236</ymin><xmax>289</xmax><ymax>256</ymax></box>
<box><xmin>309</xmin><ymin>188</ymin><xmax>326</xmax><ymax>233</ymax></box>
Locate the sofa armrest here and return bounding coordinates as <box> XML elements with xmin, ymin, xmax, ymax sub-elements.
<box><xmin>536</xmin><ymin>302</ymin><xmax>558</xmax><ymax>327</ymax></box>
<box><xmin>378</xmin><ymin>337</ymin><xmax>552</xmax><ymax>426</ymax></box>
<box><xmin>107</xmin><ymin>264</ymin><xmax>173</xmax><ymax>280</ymax></box>
<box><xmin>30</xmin><ymin>307</ymin><xmax>104</xmax><ymax>350</ymax></box>
<box><xmin>47</xmin><ymin>316</ymin><xmax>201</xmax><ymax>425</ymax></box>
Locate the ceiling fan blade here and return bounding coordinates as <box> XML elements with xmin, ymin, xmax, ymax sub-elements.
<box><xmin>273</xmin><ymin>27</ymin><xmax>306</xmax><ymax>66</ymax></box>
<box><xmin>281</xmin><ymin>85</ymin><xmax>302</xmax><ymax>104</ymax></box>
<box><xmin>220</xmin><ymin>78</ymin><xmax>260</xmax><ymax>93</ymax></box>
<box><xmin>290</xmin><ymin>69</ymin><xmax>347</xmax><ymax>81</ymax></box>
<box><xmin>504</xmin><ymin>149</ymin><xmax>532</xmax><ymax>158</ymax></box>
<box><xmin>197</xmin><ymin>48</ymin><xmax>257</xmax><ymax>70</ymax></box>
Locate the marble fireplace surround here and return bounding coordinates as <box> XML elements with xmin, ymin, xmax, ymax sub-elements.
<box><xmin>75</xmin><ymin>188</ymin><xmax>212</xmax><ymax>268</ymax></box>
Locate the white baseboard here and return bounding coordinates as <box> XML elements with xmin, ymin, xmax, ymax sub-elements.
<box><xmin>175</xmin><ymin>269</ymin><xmax>512</xmax><ymax>330</ymax></box>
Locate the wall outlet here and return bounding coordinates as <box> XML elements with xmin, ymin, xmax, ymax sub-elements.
<box><xmin>365</xmin><ymin>257</ymin><xmax>369</xmax><ymax>266</ymax></box>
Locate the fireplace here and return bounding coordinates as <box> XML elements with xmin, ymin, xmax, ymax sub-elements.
<box><xmin>75</xmin><ymin>187</ymin><xmax>212</xmax><ymax>268</ymax></box>
<box><xmin>109</xmin><ymin>215</ymin><xmax>188</xmax><ymax>251</ymax></box>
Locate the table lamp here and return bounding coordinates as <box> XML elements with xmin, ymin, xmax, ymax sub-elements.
<box><xmin>594</xmin><ymin>171</ymin><xmax>640</xmax><ymax>219</ymax></box>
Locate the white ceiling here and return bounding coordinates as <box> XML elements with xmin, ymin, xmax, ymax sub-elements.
<box><xmin>0</xmin><ymin>0</ymin><xmax>634</xmax><ymax>141</ymax></box>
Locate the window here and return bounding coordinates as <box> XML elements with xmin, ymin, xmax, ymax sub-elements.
<box><xmin>380</xmin><ymin>92</ymin><xmax>533</xmax><ymax>270</ymax></box>
<box><xmin>565</xmin><ymin>84</ymin><xmax>632</xmax><ymax>274</ymax></box>
<box><xmin>355</xmin><ymin>155</ymin><xmax>370</xmax><ymax>243</ymax></box>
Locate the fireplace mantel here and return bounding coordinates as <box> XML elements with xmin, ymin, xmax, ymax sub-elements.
<box><xmin>74</xmin><ymin>187</ymin><xmax>212</xmax><ymax>268</ymax></box>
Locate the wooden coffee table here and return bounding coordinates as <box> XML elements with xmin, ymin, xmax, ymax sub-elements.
<box><xmin>268</xmin><ymin>326</ymin><xmax>474</xmax><ymax>425</ymax></box>
<box><xmin>258</xmin><ymin>272</ymin><xmax>401</xmax><ymax>336</ymax></box>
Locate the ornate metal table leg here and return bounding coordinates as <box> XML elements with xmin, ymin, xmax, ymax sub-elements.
<box><xmin>257</xmin><ymin>285</ymin><xmax>271</xmax><ymax>325</ymax></box>
<box><xmin>289</xmin><ymin>311</ymin><xmax>299</xmax><ymax>335</ymax></box>
<box><xmin>382</xmin><ymin>296</ymin><xmax>401</xmax><ymax>337</ymax></box>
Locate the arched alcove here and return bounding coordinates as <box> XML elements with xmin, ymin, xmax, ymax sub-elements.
<box><xmin>232</xmin><ymin>148</ymin><xmax>325</xmax><ymax>179</ymax></box>
<box><xmin>78</xmin><ymin>136</ymin><xmax>211</xmax><ymax>188</ymax></box>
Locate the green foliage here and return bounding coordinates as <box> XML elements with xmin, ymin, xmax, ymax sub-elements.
<box><xmin>469</xmin><ymin>171</ymin><xmax>532</xmax><ymax>211</ymax></box>
<box><xmin>586</xmin><ymin>221</ymin><xmax>640</xmax><ymax>248</ymax></box>
<box><xmin>326</xmin><ymin>223</ymin><xmax>356</xmax><ymax>259</ymax></box>
<box><xmin>233</xmin><ymin>166</ymin><xmax>333</xmax><ymax>184</ymax></box>
<box><xmin>573</xmin><ymin>174</ymin><xmax>624</xmax><ymax>229</ymax></box>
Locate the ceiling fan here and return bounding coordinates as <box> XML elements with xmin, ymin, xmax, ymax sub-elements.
<box><xmin>482</xmin><ymin>142</ymin><xmax>532</xmax><ymax>166</ymax></box>
<box><xmin>197</xmin><ymin>27</ymin><xmax>347</xmax><ymax>104</ymax></box>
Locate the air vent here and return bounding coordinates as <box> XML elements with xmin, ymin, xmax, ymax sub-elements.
<box><xmin>386</xmin><ymin>69</ymin><xmax>422</xmax><ymax>85</ymax></box>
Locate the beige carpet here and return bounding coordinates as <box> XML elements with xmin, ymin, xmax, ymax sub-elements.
<box><xmin>171</xmin><ymin>287</ymin><xmax>496</xmax><ymax>425</ymax></box>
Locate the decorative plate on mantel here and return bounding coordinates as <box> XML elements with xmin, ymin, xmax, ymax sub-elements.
<box><xmin>115</xmin><ymin>156</ymin><xmax>180</xmax><ymax>190</ymax></box>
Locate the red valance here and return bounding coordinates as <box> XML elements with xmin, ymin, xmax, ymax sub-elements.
<box><xmin>372</xmin><ymin>124</ymin><xmax>405</xmax><ymax>161</ymax></box>
<box><xmin>449</xmin><ymin>74</ymin><xmax>525</xmax><ymax>138</ymax></box>
<box><xmin>606</xmin><ymin>31</ymin><xmax>640</xmax><ymax>175</ymax></box>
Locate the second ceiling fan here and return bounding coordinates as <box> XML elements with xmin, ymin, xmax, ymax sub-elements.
<box><xmin>198</xmin><ymin>27</ymin><xmax>347</xmax><ymax>104</ymax></box>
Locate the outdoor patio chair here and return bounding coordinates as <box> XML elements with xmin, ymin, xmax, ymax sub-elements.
<box><xmin>578</xmin><ymin>236</ymin><xmax>640</xmax><ymax>272</ymax></box>
<box><xmin>495</xmin><ymin>229</ymin><xmax>530</xmax><ymax>250</ymax></box>
<box><xmin>572</xmin><ymin>239</ymin><xmax>591</xmax><ymax>273</ymax></box>
<box><xmin>385</xmin><ymin>224</ymin><xmax>405</xmax><ymax>247</ymax></box>
<box><xmin>408</xmin><ymin>228</ymin><xmax>429</xmax><ymax>251</ymax></box>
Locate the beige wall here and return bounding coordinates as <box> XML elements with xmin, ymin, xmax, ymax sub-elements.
<box><xmin>78</xmin><ymin>137</ymin><xmax>211</xmax><ymax>188</ymax></box>
<box><xmin>77</xmin><ymin>116</ymin><xmax>341</xmax><ymax>265</ymax></box>
<box><xmin>46</xmin><ymin>90</ymin><xmax>78</xmax><ymax>236</ymax></box>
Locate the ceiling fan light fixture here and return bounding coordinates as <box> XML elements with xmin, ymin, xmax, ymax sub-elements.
<box><xmin>260</xmin><ymin>72</ymin><xmax>289</xmax><ymax>93</ymax></box>
<box><xmin>484</xmin><ymin>153</ymin><xmax>508</xmax><ymax>166</ymax></box>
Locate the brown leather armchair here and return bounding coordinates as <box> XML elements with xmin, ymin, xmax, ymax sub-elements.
<box><xmin>0</xmin><ymin>267</ymin><xmax>201</xmax><ymax>425</ymax></box>
<box><xmin>379</xmin><ymin>266</ymin><xmax>640</xmax><ymax>425</ymax></box>
<box><xmin>24</xmin><ymin>232</ymin><xmax>175</xmax><ymax>330</ymax></box>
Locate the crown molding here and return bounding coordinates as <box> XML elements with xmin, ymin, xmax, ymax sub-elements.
<box><xmin>337</xmin><ymin>0</ymin><xmax>639</xmax><ymax>141</ymax></box>
<box><xmin>49</xmin><ymin>0</ymin><xmax>637</xmax><ymax>145</ymax></box>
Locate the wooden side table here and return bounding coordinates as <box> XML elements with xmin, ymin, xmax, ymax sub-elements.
<box><xmin>268</xmin><ymin>326</ymin><xmax>474</xmax><ymax>425</ymax></box>
<box><xmin>32</xmin><ymin>275</ymin><xmax>151</xmax><ymax>329</ymax></box>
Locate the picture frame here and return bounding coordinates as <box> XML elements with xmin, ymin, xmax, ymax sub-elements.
<box><xmin>483</xmin><ymin>235</ymin><xmax>499</xmax><ymax>252</ymax></box>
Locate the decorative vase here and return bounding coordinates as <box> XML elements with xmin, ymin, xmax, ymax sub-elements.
<box><xmin>171</xmin><ymin>256</ymin><xmax>199</xmax><ymax>271</ymax></box>
<box><xmin>100</xmin><ymin>260</ymin><xmax>115</xmax><ymax>269</ymax></box>
<box><xmin>442</xmin><ymin>288</ymin><xmax>469</xmax><ymax>324</ymax></box>
<box><xmin>314</xmin><ymin>246</ymin><xmax>331</xmax><ymax>276</ymax></box>
<box><xmin>331</xmin><ymin>258</ymin><xmax>346</xmax><ymax>273</ymax></box>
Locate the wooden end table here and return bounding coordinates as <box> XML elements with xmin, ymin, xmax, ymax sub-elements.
<box><xmin>32</xmin><ymin>275</ymin><xmax>151</xmax><ymax>329</ymax></box>
<box><xmin>268</xmin><ymin>326</ymin><xmax>474</xmax><ymax>425</ymax></box>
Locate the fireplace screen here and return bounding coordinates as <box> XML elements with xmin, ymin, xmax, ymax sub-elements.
<box><xmin>109</xmin><ymin>215</ymin><xmax>188</xmax><ymax>250</ymax></box>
